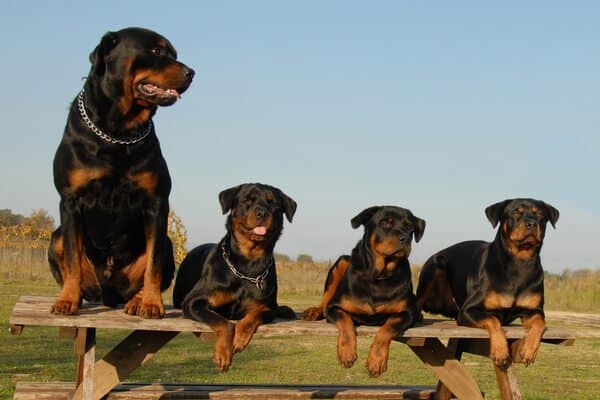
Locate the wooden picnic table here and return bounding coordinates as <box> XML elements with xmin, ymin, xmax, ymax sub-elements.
<box><xmin>9</xmin><ymin>295</ymin><xmax>575</xmax><ymax>400</ymax></box>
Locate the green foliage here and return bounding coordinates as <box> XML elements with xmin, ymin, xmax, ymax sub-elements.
<box><xmin>0</xmin><ymin>209</ymin><xmax>25</xmax><ymax>226</ymax></box>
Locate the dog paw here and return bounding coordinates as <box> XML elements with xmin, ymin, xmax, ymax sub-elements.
<box><xmin>214</xmin><ymin>325</ymin><xmax>235</xmax><ymax>372</ymax></box>
<box><xmin>366</xmin><ymin>342</ymin><xmax>389</xmax><ymax>377</ymax></box>
<box><xmin>515</xmin><ymin>339</ymin><xmax>540</xmax><ymax>366</ymax></box>
<box><xmin>490</xmin><ymin>345</ymin><xmax>511</xmax><ymax>369</ymax></box>
<box><xmin>51</xmin><ymin>299</ymin><xmax>80</xmax><ymax>315</ymax></box>
<box><xmin>124</xmin><ymin>297</ymin><xmax>141</xmax><ymax>316</ymax></box>
<box><xmin>338</xmin><ymin>344</ymin><xmax>357</xmax><ymax>368</ymax></box>
<box><xmin>138</xmin><ymin>302</ymin><xmax>165</xmax><ymax>319</ymax></box>
<box><xmin>302</xmin><ymin>307</ymin><xmax>324</xmax><ymax>321</ymax></box>
<box><xmin>366</xmin><ymin>357</ymin><xmax>388</xmax><ymax>377</ymax></box>
<box><xmin>233</xmin><ymin>328</ymin><xmax>253</xmax><ymax>354</ymax></box>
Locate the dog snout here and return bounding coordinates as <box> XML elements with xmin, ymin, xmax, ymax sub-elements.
<box><xmin>525</xmin><ymin>218</ymin><xmax>537</xmax><ymax>230</ymax></box>
<box><xmin>254</xmin><ymin>206</ymin><xmax>268</xmax><ymax>220</ymax></box>
<box><xmin>183</xmin><ymin>66</ymin><xmax>195</xmax><ymax>80</ymax></box>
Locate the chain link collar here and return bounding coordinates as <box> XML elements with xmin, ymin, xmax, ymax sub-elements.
<box><xmin>220</xmin><ymin>241</ymin><xmax>272</xmax><ymax>290</ymax></box>
<box><xmin>77</xmin><ymin>89</ymin><xmax>153</xmax><ymax>145</ymax></box>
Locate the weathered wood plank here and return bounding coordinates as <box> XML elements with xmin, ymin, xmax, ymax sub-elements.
<box><xmin>9</xmin><ymin>296</ymin><xmax>577</xmax><ymax>341</ymax></box>
<box><xmin>14</xmin><ymin>382</ymin><xmax>437</xmax><ymax>400</ymax></box>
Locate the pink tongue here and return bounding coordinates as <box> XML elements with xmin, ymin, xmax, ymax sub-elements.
<box><xmin>252</xmin><ymin>226</ymin><xmax>267</xmax><ymax>235</ymax></box>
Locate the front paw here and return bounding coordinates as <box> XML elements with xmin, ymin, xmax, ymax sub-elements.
<box><xmin>138</xmin><ymin>302</ymin><xmax>165</xmax><ymax>319</ymax></box>
<box><xmin>338</xmin><ymin>342</ymin><xmax>357</xmax><ymax>368</ymax></box>
<box><xmin>514</xmin><ymin>338</ymin><xmax>541</xmax><ymax>366</ymax></box>
<box><xmin>302</xmin><ymin>306</ymin><xmax>324</xmax><ymax>321</ymax></box>
<box><xmin>214</xmin><ymin>324</ymin><xmax>235</xmax><ymax>372</ymax></box>
<box><xmin>366</xmin><ymin>342</ymin><xmax>389</xmax><ymax>377</ymax></box>
<box><xmin>124</xmin><ymin>297</ymin><xmax>165</xmax><ymax>318</ymax></box>
<box><xmin>490</xmin><ymin>341</ymin><xmax>511</xmax><ymax>369</ymax></box>
<box><xmin>51</xmin><ymin>298</ymin><xmax>80</xmax><ymax>315</ymax></box>
<box><xmin>233</xmin><ymin>326</ymin><xmax>253</xmax><ymax>354</ymax></box>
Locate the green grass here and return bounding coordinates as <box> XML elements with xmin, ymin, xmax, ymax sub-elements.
<box><xmin>2</xmin><ymin>272</ymin><xmax>600</xmax><ymax>400</ymax></box>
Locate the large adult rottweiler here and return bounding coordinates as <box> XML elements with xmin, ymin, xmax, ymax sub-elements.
<box><xmin>173</xmin><ymin>183</ymin><xmax>297</xmax><ymax>372</ymax></box>
<box><xmin>302</xmin><ymin>206</ymin><xmax>425</xmax><ymax>377</ymax></box>
<box><xmin>48</xmin><ymin>27</ymin><xmax>194</xmax><ymax>318</ymax></box>
<box><xmin>416</xmin><ymin>198</ymin><xmax>559</xmax><ymax>368</ymax></box>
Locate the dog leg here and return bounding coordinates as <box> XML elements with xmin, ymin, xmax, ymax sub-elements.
<box><xmin>515</xmin><ymin>311</ymin><xmax>546</xmax><ymax>366</ymax></box>
<box><xmin>233</xmin><ymin>301</ymin><xmax>271</xmax><ymax>353</ymax></box>
<box><xmin>460</xmin><ymin>307</ymin><xmax>510</xmax><ymax>369</ymax></box>
<box><xmin>137</xmin><ymin>215</ymin><xmax>167</xmax><ymax>318</ymax></box>
<box><xmin>51</xmin><ymin>212</ymin><xmax>84</xmax><ymax>314</ymax></box>
<box><xmin>329</xmin><ymin>307</ymin><xmax>358</xmax><ymax>368</ymax></box>
<box><xmin>366</xmin><ymin>311</ymin><xmax>414</xmax><ymax>377</ymax></box>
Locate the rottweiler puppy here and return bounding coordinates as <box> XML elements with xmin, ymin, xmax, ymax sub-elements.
<box><xmin>173</xmin><ymin>183</ymin><xmax>297</xmax><ymax>372</ymax></box>
<box><xmin>48</xmin><ymin>27</ymin><xmax>194</xmax><ymax>318</ymax></box>
<box><xmin>302</xmin><ymin>206</ymin><xmax>425</xmax><ymax>377</ymax></box>
<box><xmin>416</xmin><ymin>198</ymin><xmax>559</xmax><ymax>368</ymax></box>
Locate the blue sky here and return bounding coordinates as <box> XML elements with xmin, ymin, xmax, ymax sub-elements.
<box><xmin>1</xmin><ymin>1</ymin><xmax>598</xmax><ymax>272</ymax></box>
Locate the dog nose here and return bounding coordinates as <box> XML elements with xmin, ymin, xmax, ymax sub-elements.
<box><xmin>525</xmin><ymin>219</ymin><xmax>537</xmax><ymax>230</ymax></box>
<box><xmin>183</xmin><ymin>67</ymin><xmax>195</xmax><ymax>80</ymax></box>
<box><xmin>398</xmin><ymin>235</ymin><xmax>409</xmax><ymax>243</ymax></box>
<box><xmin>255</xmin><ymin>207</ymin><xmax>267</xmax><ymax>219</ymax></box>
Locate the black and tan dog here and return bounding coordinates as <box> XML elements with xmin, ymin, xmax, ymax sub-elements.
<box><xmin>48</xmin><ymin>27</ymin><xmax>194</xmax><ymax>318</ymax></box>
<box><xmin>173</xmin><ymin>183</ymin><xmax>297</xmax><ymax>372</ymax></box>
<box><xmin>303</xmin><ymin>206</ymin><xmax>425</xmax><ymax>377</ymax></box>
<box><xmin>416</xmin><ymin>198</ymin><xmax>559</xmax><ymax>368</ymax></box>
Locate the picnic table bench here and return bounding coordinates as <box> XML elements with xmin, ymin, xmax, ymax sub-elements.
<box><xmin>9</xmin><ymin>295</ymin><xmax>575</xmax><ymax>400</ymax></box>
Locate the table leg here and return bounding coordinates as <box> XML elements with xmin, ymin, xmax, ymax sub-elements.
<box><xmin>435</xmin><ymin>338</ymin><xmax>463</xmax><ymax>400</ymax></box>
<box><xmin>72</xmin><ymin>329</ymin><xmax>178</xmax><ymax>400</ymax></box>
<box><xmin>408</xmin><ymin>338</ymin><xmax>483</xmax><ymax>400</ymax></box>
<box><xmin>494</xmin><ymin>364</ymin><xmax>522</xmax><ymax>400</ymax></box>
<box><xmin>74</xmin><ymin>327</ymin><xmax>96</xmax><ymax>400</ymax></box>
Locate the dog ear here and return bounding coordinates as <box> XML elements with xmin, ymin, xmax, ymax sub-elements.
<box><xmin>89</xmin><ymin>31</ymin><xmax>119</xmax><ymax>76</ymax></box>
<box><xmin>540</xmin><ymin>201</ymin><xmax>560</xmax><ymax>229</ymax></box>
<box><xmin>412</xmin><ymin>216</ymin><xmax>426</xmax><ymax>243</ymax></box>
<box><xmin>350</xmin><ymin>206</ymin><xmax>381</xmax><ymax>229</ymax></box>
<box><xmin>218</xmin><ymin>185</ymin><xmax>242</xmax><ymax>214</ymax></box>
<box><xmin>485</xmin><ymin>199</ymin><xmax>511</xmax><ymax>228</ymax></box>
<box><xmin>276</xmin><ymin>189</ymin><xmax>297</xmax><ymax>223</ymax></box>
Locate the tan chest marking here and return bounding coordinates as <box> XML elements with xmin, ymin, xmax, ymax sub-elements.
<box><xmin>128</xmin><ymin>171</ymin><xmax>158</xmax><ymax>193</ymax></box>
<box><xmin>68</xmin><ymin>167</ymin><xmax>108</xmax><ymax>191</ymax></box>
<box><xmin>339</xmin><ymin>296</ymin><xmax>408</xmax><ymax>315</ymax></box>
<box><xmin>484</xmin><ymin>291</ymin><xmax>542</xmax><ymax>310</ymax></box>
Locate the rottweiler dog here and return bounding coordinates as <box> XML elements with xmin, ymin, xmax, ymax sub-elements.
<box><xmin>173</xmin><ymin>183</ymin><xmax>297</xmax><ymax>372</ymax></box>
<box><xmin>416</xmin><ymin>198</ymin><xmax>559</xmax><ymax>368</ymax></box>
<box><xmin>302</xmin><ymin>206</ymin><xmax>425</xmax><ymax>377</ymax></box>
<box><xmin>48</xmin><ymin>27</ymin><xmax>194</xmax><ymax>318</ymax></box>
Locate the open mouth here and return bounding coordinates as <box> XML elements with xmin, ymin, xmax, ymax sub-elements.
<box><xmin>136</xmin><ymin>82</ymin><xmax>181</xmax><ymax>105</ymax></box>
<box><xmin>239</xmin><ymin>224</ymin><xmax>269</xmax><ymax>240</ymax></box>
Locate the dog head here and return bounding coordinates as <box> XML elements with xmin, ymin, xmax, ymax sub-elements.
<box><xmin>351</xmin><ymin>206</ymin><xmax>425</xmax><ymax>277</ymax></box>
<box><xmin>88</xmin><ymin>27</ymin><xmax>194</xmax><ymax>127</ymax></box>
<box><xmin>219</xmin><ymin>183</ymin><xmax>297</xmax><ymax>258</ymax></box>
<box><xmin>485</xmin><ymin>198</ymin><xmax>559</xmax><ymax>261</ymax></box>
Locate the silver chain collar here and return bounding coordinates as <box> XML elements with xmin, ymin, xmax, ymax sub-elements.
<box><xmin>77</xmin><ymin>89</ymin><xmax>153</xmax><ymax>145</ymax></box>
<box><xmin>220</xmin><ymin>241</ymin><xmax>272</xmax><ymax>290</ymax></box>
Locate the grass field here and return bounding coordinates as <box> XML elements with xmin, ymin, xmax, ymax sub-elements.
<box><xmin>1</xmin><ymin>265</ymin><xmax>600</xmax><ymax>400</ymax></box>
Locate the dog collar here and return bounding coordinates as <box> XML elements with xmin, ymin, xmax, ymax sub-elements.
<box><xmin>220</xmin><ymin>241</ymin><xmax>272</xmax><ymax>291</ymax></box>
<box><xmin>77</xmin><ymin>89</ymin><xmax>153</xmax><ymax>145</ymax></box>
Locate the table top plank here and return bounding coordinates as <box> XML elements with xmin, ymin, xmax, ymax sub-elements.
<box><xmin>10</xmin><ymin>296</ymin><xmax>576</xmax><ymax>341</ymax></box>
